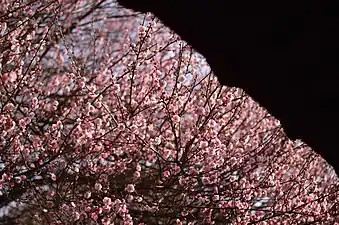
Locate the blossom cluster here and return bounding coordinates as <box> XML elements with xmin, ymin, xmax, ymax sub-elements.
<box><xmin>0</xmin><ymin>0</ymin><xmax>339</xmax><ymax>224</ymax></box>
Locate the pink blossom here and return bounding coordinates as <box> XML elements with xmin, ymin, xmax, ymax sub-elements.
<box><xmin>21</xmin><ymin>175</ymin><xmax>27</xmax><ymax>181</ymax></box>
<box><xmin>119</xmin><ymin>204</ymin><xmax>128</xmax><ymax>213</ymax></box>
<box><xmin>91</xmin><ymin>212</ymin><xmax>98</xmax><ymax>221</ymax></box>
<box><xmin>179</xmin><ymin>177</ymin><xmax>186</xmax><ymax>186</ymax></box>
<box><xmin>118</xmin><ymin>123</ymin><xmax>125</xmax><ymax>130</ymax></box>
<box><xmin>46</xmin><ymin>201</ymin><xmax>54</xmax><ymax>208</ymax></box>
<box><xmin>103</xmin><ymin>205</ymin><xmax>112</xmax><ymax>213</ymax></box>
<box><xmin>4</xmin><ymin>103</ymin><xmax>15</xmax><ymax>112</ymax></box>
<box><xmin>9</xmin><ymin>71</ymin><xmax>17</xmax><ymax>82</ymax></box>
<box><xmin>212</xmin><ymin>194</ymin><xmax>220</xmax><ymax>201</ymax></box>
<box><xmin>2</xmin><ymin>173</ymin><xmax>8</xmax><ymax>181</ymax></box>
<box><xmin>127</xmin><ymin>194</ymin><xmax>134</xmax><ymax>202</ymax></box>
<box><xmin>188</xmin><ymin>167</ymin><xmax>199</xmax><ymax>175</ymax></box>
<box><xmin>50</xmin><ymin>173</ymin><xmax>57</xmax><ymax>181</ymax></box>
<box><xmin>1</xmin><ymin>73</ymin><xmax>9</xmax><ymax>83</ymax></box>
<box><xmin>201</xmin><ymin>177</ymin><xmax>210</xmax><ymax>185</ymax></box>
<box><xmin>178</xmin><ymin>75</ymin><xmax>186</xmax><ymax>83</ymax></box>
<box><xmin>139</xmin><ymin>26</ymin><xmax>146</xmax><ymax>33</ymax></box>
<box><xmin>163</xmin><ymin>170</ymin><xmax>170</xmax><ymax>178</ymax></box>
<box><xmin>101</xmin><ymin>152</ymin><xmax>109</xmax><ymax>158</ymax></box>
<box><xmin>173</xmin><ymin>166</ymin><xmax>181</xmax><ymax>174</ymax></box>
<box><xmin>48</xmin><ymin>190</ymin><xmax>56</xmax><ymax>197</ymax></box>
<box><xmin>172</xmin><ymin>115</ymin><xmax>180</xmax><ymax>123</ymax></box>
<box><xmin>102</xmin><ymin>217</ymin><xmax>112</xmax><ymax>225</ymax></box>
<box><xmin>181</xmin><ymin>211</ymin><xmax>188</xmax><ymax>216</ymax></box>
<box><xmin>95</xmin><ymin>183</ymin><xmax>102</xmax><ymax>191</ymax></box>
<box><xmin>155</xmin><ymin>70</ymin><xmax>162</xmax><ymax>77</ymax></box>
<box><xmin>84</xmin><ymin>191</ymin><xmax>91</xmax><ymax>199</ymax></box>
<box><xmin>74</xmin><ymin>212</ymin><xmax>80</xmax><ymax>221</ymax></box>
<box><xmin>14</xmin><ymin>177</ymin><xmax>21</xmax><ymax>183</ymax></box>
<box><xmin>134</xmin><ymin>171</ymin><xmax>141</xmax><ymax>178</ymax></box>
<box><xmin>1</xmin><ymin>5</ymin><xmax>337</xmax><ymax>224</ymax></box>
<box><xmin>208</xmin><ymin>119</ymin><xmax>216</xmax><ymax>127</ymax></box>
<box><xmin>125</xmin><ymin>184</ymin><xmax>135</xmax><ymax>193</ymax></box>
<box><xmin>199</xmin><ymin>141</ymin><xmax>209</xmax><ymax>148</ymax></box>
<box><xmin>130</xmin><ymin>125</ymin><xmax>138</xmax><ymax>133</ymax></box>
<box><xmin>103</xmin><ymin>197</ymin><xmax>112</xmax><ymax>205</ymax></box>
<box><xmin>136</xmin><ymin>164</ymin><xmax>141</xmax><ymax>171</ymax></box>
<box><xmin>196</xmin><ymin>106</ymin><xmax>206</xmax><ymax>115</ymax></box>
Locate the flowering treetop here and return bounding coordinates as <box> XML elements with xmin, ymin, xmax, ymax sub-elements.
<box><xmin>0</xmin><ymin>1</ymin><xmax>339</xmax><ymax>224</ymax></box>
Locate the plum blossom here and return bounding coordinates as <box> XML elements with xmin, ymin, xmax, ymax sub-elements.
<box><xmin>172</xmin><ymin>115</ymin><xmax>181</xmax><ymax>123</ymax></box>
<box><xmin>0</xmin><ymin>2</ymin><xmax>338</xmax><ymax>225</ymax></box>
<box><xmin>201</xmin><ymin>177</ymin><xmax>210</xmax><ymax>185</ymax></box>
<box><xmin>103</xmin><ymin>197</ymin><xmax>112</xmax><ymax>205</ymax></box>
<box><xmin>126</xmin><ymin>184</ymin><xmax>135</xmax><ymax>193</ymax></box>
<box><xmin>3</xmin><ymin>103</ymin><xmax>16</xmax><ymax>112</ymax></box>
<box><xmin>163</xmin><ymin>170</ymin><xmax>170</xmax><ymax>178</ymax></box>
<box><xmin>50</xmin><ymin>173</ymin><xmax>57</xmax><ymax>181</ymax></box>
<box><xmin>95</xmin><ymin>183</ymin><xmax>103</xmax><ymax>191</ymax></box>
<box><xmin>91</xmin><ymin>212</ymin><xmax>98</xmax><ymax>221</ymax></box>
<box><xmin>199</xmin><ymin>141</ymin><xmax>209</xmax><ymax>148</ymax></box>
<box><xmin>134</xmin><ymin>171</ymin><xmax>141</xmax><ymax>178</ymax></box>
<box><xmin>84</xmin><ymin>191</ymin><xmax>91</xmax><ymax>199</ymax></box>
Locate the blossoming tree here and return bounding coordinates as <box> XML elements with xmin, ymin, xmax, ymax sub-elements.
<box><xmin>1</xmin><ymin>1</ymin><xmax>339</xmax><ymax>224</ymax></box>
